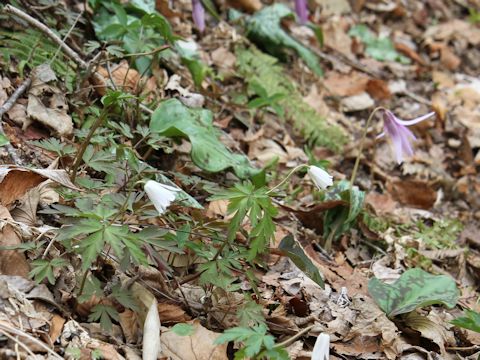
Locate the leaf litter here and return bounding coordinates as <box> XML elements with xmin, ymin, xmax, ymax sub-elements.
<box><xmin>0</xmin><ymin>0</ymin><xmax>479</xmax><ymax>359</ymax></box>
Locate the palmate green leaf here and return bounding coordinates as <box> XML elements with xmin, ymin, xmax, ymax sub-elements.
<box><xmin>88</xmin><ymin>304</ymin><xmax>119</xmax><ymax>332</ymax></box>
<box><xmin>248</xmin><ymin>214</ymin><xmax>275</xmax><ymax>260</ymax></box>
<box><xmin>451</xmin><ymin>309</ymin><xmax>480</xmax><ymax>333</ymax></box>
<box><xmin>278</xmin><ymin>235</ymin><xmax>324</xmax><ymax>288</ymax></box>
<box><xmin>29</xmin><ymin>258</ymin><xmax>68</xmax><ymax>285</ymax></box>
<box><xmin>215</xmin><ymin>324</ymin><xmax>287</xmax><ymax>360</ymax></box>
<box><xmin>111</xmin><ymin>284</ymin><xmax>139</xmax><ymax>311</ymax></box>
<box><xmin>246</xmin><ymin>4</ymin><xmax>323</xmax><ymax>77</ymax></box>
<box><xmin>78</xmin><ymin>231</ymin><xmax>105</xmax><ymax>270</ymax></box>
<box><xmin>150</xmin><ymin>99</ymin><xmax>258</xmax><ymax>179</ymax></box>
<box><xmin>78</xmin><ymin>275</ymin><xmax>103</xmax><ymax>303</ymax></box>
<box><xmin>368</xmin><ymin>268</ymin><xmax>459</xmax><ymax>317</ymax></box>
<box><xmin>237</xmin><ymin>298</ymin><xmax>265</xmax><ymax>327</ymax></box>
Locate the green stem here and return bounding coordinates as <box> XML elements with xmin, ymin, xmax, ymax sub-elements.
<box><xmin>266</xmin><ymin>164</ymin><xmax>309</xmax><ymax>195</ymax></box>
<box><xmin>77</xmin><ymin>269</ymin><xmax>90</xmax><ymax>299</ymax></box>
<box><xmin>70</xmin><ymin>109</ymin><xmax>110</xmax><ymax>182</ymax></box>
<box><xmin>349</xmin><ymin>107</ymin><xmax>384</xmax><ymax>189</ymax></box>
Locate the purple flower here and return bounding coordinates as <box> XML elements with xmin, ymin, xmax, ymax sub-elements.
<box><xmin>192</xmin><ymin>0</ymin><xmax>205</xmax><ymax>32</ymax></box>
<box><xmin>378</xmin><ymin>110</ymin><xmax>435</xmax><ymax>164</ymax></box>
<box><xmin>294</xmin><ymin>0</ymin><xmax>308</xmax><ymax>24</ymax></box>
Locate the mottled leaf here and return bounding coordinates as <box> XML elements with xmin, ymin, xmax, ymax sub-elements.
<box><xmin>368</xmin><ymin>268</ymin><xmax>459</xmax><ymax>317</ymax></box>
<box><xmin>451</xmin><ymin>309</ymin><xmax>480</xmax><ymax>333</ymax></box>
<box><xmin>246</xmin><ymin>4</ymin><xmax>323</xmax><ymax>76</ymax></box>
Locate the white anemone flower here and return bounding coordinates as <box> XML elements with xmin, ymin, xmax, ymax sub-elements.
<box><xmin>307</xmin><ymin>166</ymin><xmax>333</xmax><ymax>190</ymax></box>
<box><xmin>144</xmin><ymin>180</ymin><xmax>181</xmax><ymax>215</ymax></box>
<box><xmin>312</xmin><ymin>333</ymin><xmax>330</xmax><ymax>360</ymax></box>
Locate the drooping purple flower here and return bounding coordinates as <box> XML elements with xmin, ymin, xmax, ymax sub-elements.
<box><xmin>294</xmin><ymin>0</ymin><xmax>308</xmax><ymax>24</ymax></box>
<box><xmin>377</xmin><ymin>110</ymin><xmax>435</xmax><ymax>164</ymax></box>
<box><xmin>192</xmin><ymin>0</ymin><xmax>205</xmax><ymax>32</ymax></box>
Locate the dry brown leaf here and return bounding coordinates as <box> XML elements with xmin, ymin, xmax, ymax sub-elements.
<box><xmin>346</xmin><ymin>296</ymin><xmax>401</xmax><ymax>359</ymax></box>
<box><xmin>387</xmin><ymin>180</ymin><xmax>437</xmax><ymax>209</ymax></box>
<box><xmin>323</xmin><ymin>19</ymin><xmax>354</xmax><ymax>59</ymax></box>
<box><xmin>365</xmin><ymin>192</ymin><xmax>397</xmax><ymax>216</ymax></box>
<box><xmin>26</xmin><ymin>64</ymin><xmax>73</xmax><ymax>136</ymax></box>
<box><xmin>340</xmin><ymin>92</ymin><xmax>375</xmax><ymax>112</ymax></box>
<box><xmin>211</xmin><ymin>48</ymin><xmax>237</xmax><ymax>71</ymax></box>
<box><xmin>87</xmin><ymin>340</ymin><xmax>124</xmax><ymax>360</ymax></box>
<box><xmin>440</xmin><ymin>45</ymin><xmax>461</xmax><ymax>70</ymax></box>
<box><xmin>323</xmin><ymin>71</ymin><xmax>369</xmax><ymax>97</ymax></box>
<box><xmin>227</xmin><ymin>0</ymin><xmax>262</xmax><ymax>13</ymax></box>
<box><xmin>404</xmin><ymin>312</ymin><xmax>449</xmax><ymax>356</ymax></box>
<box><xmin>366</xmin><ymin>79</ymin><xmax>392</xmax><ymax>101</ymax></box>
<box><xmin>0</xmin><ymin>166</ymin><xmax>78</xmax><ymax>208</ymax></box>
<box><xmin>248</xmin><ymin>138</ymin><xmax>289</xmax><ymax>165</ymax></box>
<box><xmin>394</xmin><ymin>42</ymin><xmax>426</xmax><ymax>65</ymax></box>
<box><xmin>316</xmin><ymin>0</ymin><xmax>351</xmax><ymax>15</ymax></box>
<box><xmin>206</xmin><ymin>199</ymin><xmax>229</xmax><ymax>218</ymax></box>
<box><xmin>424</xmin><ymin>19</ymin><xmax>480</xmax><ymax>45</ymax></box>
<box><xmin>119</xmin><ymin>310</ymin><xmax>140</xmax><ymax>344</ymax></box>
<box><xmin>161</xmin><ymin>320</ymin><xmax>228</xmax><ymax>360</ymax></box>
<box><xmin>96</xmin><ymin>61</ymin><xmax>141</xmax><ymax>95</ymax></box>
<box><xmin>0</xmin><ymin>223</ymin><xmax>30</xmax><ymax>277</ymax></box>
<box><xmin>49</xmin><ymin>314</ymin><xmax>66</xmax><ymax>344</ymax></box>
<box><xmin>157</xmin><ymin>303</ymin><xmax>191</xmax><ymax>325</ymax></box>
<box><xmin>432</xmin><ymin>71</ymin><xmax>454</xmax><ymax>89</ymax></box>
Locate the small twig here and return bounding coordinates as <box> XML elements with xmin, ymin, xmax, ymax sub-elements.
<box><xmin>274</xmin><ymin>324</ymin><xmax>316</xmax><ymax>348</ymax></box>
<box><xmin>0</xmin><ymin>78</ymin><xmax>31</xmax><ymax>119</ymax></box>
<box><xmin>50</xmin><ymin>10</ymin><xmax>83</xmax><ymax>65</ymax></box>
<box><xmin>0</xmin><ymin>328</ymin><xmax>36</xmax><ymax>358</ymax></box>
<box><xmin>0</xmin><ymin>78</ymin><xmax>31</xmax><ymax>165</ymax></box>
<box><xmin>0</xmin><ymin>323</ymin><xmax>63</xmax><ymax>359</ymax></box>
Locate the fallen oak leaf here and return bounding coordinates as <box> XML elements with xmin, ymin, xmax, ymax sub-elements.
<box><xmin>0</xmin><ymin>166</ymin><xmax>79</xmax><ymax>207</ymax></box>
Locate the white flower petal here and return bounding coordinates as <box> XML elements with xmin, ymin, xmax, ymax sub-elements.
<box><xmin>307</xmin><ymin>166</ymin><xmax>333</xmax><ymax>190</ymax></box>
<box><xmin>312</xmin><ymin>333</ymin><xmax>330</xmax><ymax>360</ymax></box>
<box><xmin>144</xmin><ymin>180</ymin><xmax>181</xmax><ymax>215</ymax></box>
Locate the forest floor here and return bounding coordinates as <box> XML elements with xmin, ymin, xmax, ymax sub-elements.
<box><xmin>0</xmin><ymin>0</ymin><xmax>479</xmax><ymax>359</ymax></box>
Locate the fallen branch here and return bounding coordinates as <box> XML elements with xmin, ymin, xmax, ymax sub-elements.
<box><xmin>0</xmin><ymin>77</ymin><xmax>31</xmax><ymax>165</ymax></box>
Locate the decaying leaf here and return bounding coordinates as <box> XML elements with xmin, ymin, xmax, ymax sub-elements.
<box><xmin>26</xmin><ymin>64</ymin><xmax>73</xmax><ymax>136</ymax></box>
<box><xmin>0</xmin><ymin>166</ymin><xmax>78</xmax><ymax>207</ymax></box>
<box><xmin>161</xmin><ymin>320</ymin><xmax>228</xmax><ymax>360</ymax></box>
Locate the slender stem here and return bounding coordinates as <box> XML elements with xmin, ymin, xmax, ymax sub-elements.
<box><xmin>266</xmin><ymin>164</ymin><xmax>309</xmax><ymax>195</ymax></box>
<box><xmin>70</xmin><ymin>109</ymin><xmax>110</xmax><ymax>182</ymax></box>
<box><xmin>77</xmin><ymin>268</ymin><xmax>90</xmax><ymax>299</ymax></box>
<box><xmin>349</xmin><ymin>107</ymin><xmax>384</xmax><ymax>188</ymax></box>
<box><xmin>274</xmin><ymin>324</ymin><xmax>315</xmax><ymax>348</ymax></box>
